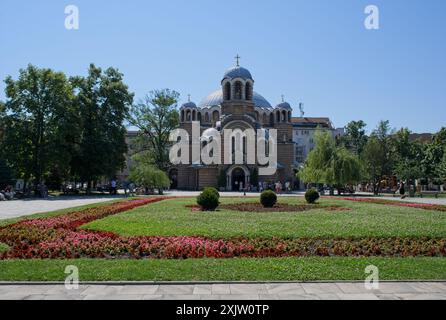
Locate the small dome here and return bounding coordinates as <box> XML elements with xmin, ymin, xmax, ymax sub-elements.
<box><xmin>222</xmin><ymin>66</ymin><xmax>253</xmax><ymax>81</ymax></box>
<box><xmin>181</xmin><ymin>101</ymin><xmax>197</xmax><ymax>109</ymax></box>
<box><xmin>275</xmin><ymin>102</ymin><xmax>292</xmax><ymax>110</ymax></box>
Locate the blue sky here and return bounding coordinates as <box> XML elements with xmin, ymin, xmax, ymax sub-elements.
<box><xmin>1</xmin><ymin>0</ymin><xmax>445</xmax><ymax>133</ymax></box>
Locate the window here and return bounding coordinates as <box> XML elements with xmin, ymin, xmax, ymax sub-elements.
<box><xmin>245</xmin><ymin>82</ymin><xmax>252</xmax><ymax>100</ymax></box>
<box><xmin>234</xmin><ymin>81</ymin><xmax>242</xmax><ymax>100</ymax></box>
<box><xmin>224</xmin><ymin>82</ymin><xmax>231</xmax><ymax>100</ymax></box>
<box><xmin>295</xmin><ymin>145</ymin><xmax>305</xmax><ymax>163</ymax></box>
<box><xmin>212</xmin><ymin>110</ymin><xmax>219</xmax><ymax>123</ymax></box>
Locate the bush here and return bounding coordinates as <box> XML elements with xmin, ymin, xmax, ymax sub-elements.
<box><xmin>197</xmin><ymin>187</ymin><xmax>220</xmax><ymax>211</ymax></box>
<box><xmin>202</xmin><ymin>187</ymin><xmax>220</xmax><ymax>200</ymax></box>
<box><xmin>305</xmin><ymin>188</ymin><xmax>320</xmax><ymax>204</ymax></box>
<box><xmin>260</xmin><ymin>190</ymin><xmax>277</xmax><ymax>208</ymax></box>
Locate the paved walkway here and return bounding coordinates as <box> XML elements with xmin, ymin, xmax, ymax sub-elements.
<box><xmin>0</xmin><ymin>196</ymin><xmax>123</xmax><ymax>220</ymax></box>
<box><xmin>0</xmin><ymin>282</ymin><xmax>445</xmax><ymax>300</ymax></box>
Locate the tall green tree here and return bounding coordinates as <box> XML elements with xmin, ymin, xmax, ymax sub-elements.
<box><xmin>129</xmin><ymin>89</ymin><xmax>180</xmax><ymax>171</ymax></box>
<box><xmin>361</xmin><ymin>121</ymin><xmax>394</xmax><ymax>195</ymax></box>
<box><xmin>341</xmin><ymin>120</ymin><xmax>368</xmax><ymax>154</ymax></box>
<box><xmin>391</xmin><ymin>128</ymin><xmax>423</xmax><ymax>182</ymax></box>
<box><xmin>421</xmin><ymin>127</ymin><xmax>446</xmax><ymax>184</ymax></box>
<box><xmin>70</xmin><ymin>64</ymin><xmax>133</xmax><ymax>190</ymax></box>
<box><xmin>2</xmin><ymin>65</ymin><xmax>76</xmax><ymax>190</ymax></box>
<box><xmin>298</xmin><ymin>131</ymin><xmax>362</xmax><ymax>194</ymax></box>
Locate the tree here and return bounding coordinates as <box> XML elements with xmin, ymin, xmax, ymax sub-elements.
<box><xmin>439</xmin><ymin>153</ymin><xmax>446</xmax><ymax>183</ymax></box>
<box><xmin>2</xmin><ymin>65</ymin><xmax>76</xmax><ymax>191</ymax></box>
<box><xmin>129</xmin><ymin>163</ymin><xmax>170</xmax><ymax>195</ymax></box>
<box><xmin>341</xmin><ymin>120</ymin><xmax>368</xmax><ymax>154</ymax></box>
<box><xmin>129</xmin><ymin>89</ymin><xmax>180</xmax><ymax>171</ymax></box>
<box><xmin>421</xmin><ymin>128</ymin><xmax>446</xmax><ymax>184</ymax></box>
<box><xmin>0</xmin><ymin>158</ymin><xmax>14</xmax><ymax>189</ymax></box>
<box><xmin>391</xmin><ymin>128</ymin><xmax>423</xmax><ymax>182</ymax></box>
<box><xmin>70</xmin><ymin>64</ymin><xmax>133</xmax><ymax>190</ymax></box>
<box><xmin>361</xmin><ymin>121</ymin><xmax>394</xmax><ymax>195</ymax></box>
<box><xmin>298</xmin><ymin>131</ymin><xmax>362</xmax><ymax>194</ymax></box>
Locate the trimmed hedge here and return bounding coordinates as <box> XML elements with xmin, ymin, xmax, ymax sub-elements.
<box><xmin>197</xmin><ymin>188</ymin><xmax>220</xmax><ymax>211</ymax></box>
<box><xmin>260</xmin><ymin>190</ymin><xmax>277</xmax><ymax>208</ymax></box>
<box><xmin>305</xmin><ymin>188</ymin><xmax>320</xmax><ymax>204</ymax></box>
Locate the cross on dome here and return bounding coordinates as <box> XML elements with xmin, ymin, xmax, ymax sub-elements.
<box><xmin>234</xmin><ymin>54</ymin><xmax>241</xmax><ymax>67</ymax></box>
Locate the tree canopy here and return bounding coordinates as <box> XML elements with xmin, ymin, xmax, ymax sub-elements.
<box><xmin>298</xmin><ymin>130</ymin><xmax>362</xmax><ymax>192</ymax></box>
<box><xmin>129</xmin><ymin>89</ymin><xmax>180</xmax><ymax>171</ymax></box>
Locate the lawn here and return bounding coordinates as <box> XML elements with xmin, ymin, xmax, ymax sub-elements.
<box><xmin>1</xmin><ymin>196</ymin><xmax>445</xmax><ymax>281</ymax></box>
<box><xmin>0</xmin><ymin>257</ymin><xmax>445</xmax><ymax>281</ymax></box>
<box><xmin>82</xmin><ymin>197</ymin><xmax>446</xmax><ymax>238</ymax></box>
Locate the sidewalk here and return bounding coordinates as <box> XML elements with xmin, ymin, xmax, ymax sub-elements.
<box><xmin>0</xmin><ymin>282</ymin><xmax>445</xmax><ymax>300</ymax></box>
<box><xmin>0</xmin><ymin>196</ymin><xmax>123</xmax><ymax>220</ymax></box>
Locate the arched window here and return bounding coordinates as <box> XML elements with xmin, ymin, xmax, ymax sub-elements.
<box><xmin>197</xmin><ymin>112</ymin><xmax>202</xmax><ymax>122</ymax></box>
<box><xmin>186</xmin><ymin>110</ymin><xmax>191</xmax><ymax>121</ymax></box>
<box><xmin>288</xmin><ymin>111</ymin><xmax>291</xmax><ymax>122</ymax></box>
<box><xmin>205</xmin><ymin>112</ymin><xmax>210</xmax><ymax>123</ymax></box>
<box><xmin>269</xmin><ymin>113</ymin><xmax>274</xmax><ymax>126</ymax></box>
<box><xmin>192</xmin><ymin>110</ymin><xmax>196</xmax><ymax>121</ymax></box>
<box><xmin>234</xmin><ymin>81</ymin><xmax>242</xmax><ymax>100</ymax></box>
<box><xmin>181</xmin><ymin>110</ymin><xmax>185</xmax><ymax>122</ymax></box>
<box><xmin>276</xmin><ymin>111</ymin><xmax>280</xmax><ymax>123</ymax></box>
<box><xmin>245</xmin><ymin>82</ymin><xmax>252</xmax><ymax>101</ymax></box>
<box><xmin>212</xmin><ymin>110</ymin><xmax>219</xmax><ymax>122</ymax></box>
<box><xmin>263</xmin><ymin>113</ymin><xmax>267</xmax><ymax>124</ymax></box>
<box><xmin>255</xmin><ymin>111</ymin><xmax>259</xmax><ymax>121</ymax></box>
<box><xmin>224</xmin><ymin>82</ymin><xmax>231</xmax><ymax>100</ymax></box>
<box><xmin>282</xmin><ymin>110</ymin><xmax>286</xmax><ymax>122</ymax></box>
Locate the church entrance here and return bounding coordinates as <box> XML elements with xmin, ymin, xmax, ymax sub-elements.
<box><xmin>231</xmin><ymin>167</ymin><xmax>245</xmax><ymax>191</ymax></box>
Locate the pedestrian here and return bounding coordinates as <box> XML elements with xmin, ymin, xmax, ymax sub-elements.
<box><xmin>111</xmin><ymin>179</ymin><xmax>117</xmax><ymax>195</ymax></box>
<box><xmin>399</xmin><ymin>180</ymin><xmax>406</xmax><ymax>199</ymax></box>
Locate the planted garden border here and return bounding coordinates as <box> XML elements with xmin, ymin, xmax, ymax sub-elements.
<box><xmin>0</xmin><ymin>197</ymin><xmax>444</xmax><ymax>259</ymax></box>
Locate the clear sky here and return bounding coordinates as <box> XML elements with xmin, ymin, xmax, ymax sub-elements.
<box><xmin>1</xmin><ymin>0</ymin><xmax>445</xmax><ymax>133</ymax></box>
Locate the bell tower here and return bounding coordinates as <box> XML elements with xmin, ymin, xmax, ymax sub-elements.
<box><xmin>220</xmin><ymin>55</ymin><xmax>255</xmax><ymax>118</ymax></box>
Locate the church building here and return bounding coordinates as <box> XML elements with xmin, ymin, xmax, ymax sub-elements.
<box><xmin>172</xmin><ymin>59</ymin><xmax>295</xmax><ymax>191</ymax></box>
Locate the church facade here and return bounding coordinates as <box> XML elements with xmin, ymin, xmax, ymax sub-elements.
<box><xmin>172</xmin><ymin>62</ymin><xmax>295</xmax><ymax>191</ymax></box>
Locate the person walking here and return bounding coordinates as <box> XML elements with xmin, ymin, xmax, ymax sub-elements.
<box><xmin>111</xmin><ymin>179</ymin><xmax>117</xmax><ymax>195</ymax></box>
<box><xmin>399</xmin><ymin>180</ymin><xmax>406</xmax><ymax>199</ymax></box>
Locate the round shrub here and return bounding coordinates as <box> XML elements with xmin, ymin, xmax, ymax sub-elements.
<box><xmin>260</xmin><ymin>190</ymin><xmax>277</xmax><ymax>208</ymax></box>
<box><xmin>305</xmin><ymin>188</ymin><xmax>320</xmax><ymax>204</ymax></box>
<box><xmin>202</xmin><ymin>187</ymin><xmax>220</xmax><ymax>199</ymax></box>
<box><xmin>197</xmin><ymin>188</ymin><xmax>220</xmax><ymax>211</ymax></box>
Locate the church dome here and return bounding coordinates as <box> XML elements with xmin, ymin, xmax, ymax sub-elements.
<box><xmin>198</xmin><ymin>90</ymin><xmax>272</xmax><ymax>109</ymax></box>
<box><xmin>275</xmin><ymin>101</ymin><xmax>292</xmax><ymax>110</ymax></box>
<box><xmin>222</xmin><ymin>66</ymin><xmax>253</xmax><ymax>81</ymax></box>
<box><xmin>181</xmin><ymin>101</ymin><xmax>197</xmax><ymax>109</ymax></box>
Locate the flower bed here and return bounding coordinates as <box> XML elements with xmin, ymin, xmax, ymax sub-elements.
<box><xmin>342</xmin><ymin>197</ymin><xmax>446</xmax><ymax>212</ymax></box>
<box><xmin>0</xmin><ymin>197</ymin><xmax>444</xmax><ymax>259</ymax></box>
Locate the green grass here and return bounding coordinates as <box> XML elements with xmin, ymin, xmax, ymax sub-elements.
<box><xmin>0</xmin><ymin>243</ymin><xmax>9</xmax><ymax>253</ymax></box>
<box><xmin>82</xmin><ymin>197</ymin><xmax>446</xmax><ymax>238</ymax></box>
<box><xmin>0</xmin><ymin>257</ymin><xmax>445</xmax><ymax>281</ymax></box>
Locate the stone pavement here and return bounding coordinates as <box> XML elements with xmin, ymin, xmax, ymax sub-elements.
<box><xmin>0</xmin><ymin>282</ymin><xmax>445</xmax><ymax>300</ymax></box>
<box><xmin>0</xmin><ymin>196</ymin><xmax>123</xmax><ymax>220</ymax></box>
